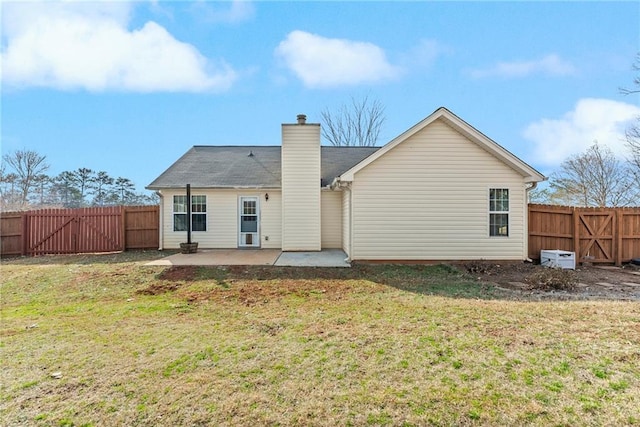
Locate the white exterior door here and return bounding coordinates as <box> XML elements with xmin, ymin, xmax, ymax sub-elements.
<box><xmin>238</xmin><ymin>197</ymin><xmax>260</xmax><ymax>248</ymax></box>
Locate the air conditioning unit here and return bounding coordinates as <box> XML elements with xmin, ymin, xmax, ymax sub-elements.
<box><xmin>540</xmin><ymin>250</ymin><xmax>576</xmax><ymax>270</ymax></box>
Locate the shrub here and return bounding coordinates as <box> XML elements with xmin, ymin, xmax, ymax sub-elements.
<box><xmin>525</xmin><ymin>267</ymin><xmax>577</xmax><ymax>291</ymax></box>
<box><xmin>465</xmin><ymin>260</ymin><xmax>497</xmax><ymax>275</ymax></box>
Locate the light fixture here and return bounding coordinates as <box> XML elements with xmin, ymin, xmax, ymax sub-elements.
<box><xmin>265</xmin><ymin>193</ymin><xmax>269</xmax><ymax>201</ymax></box>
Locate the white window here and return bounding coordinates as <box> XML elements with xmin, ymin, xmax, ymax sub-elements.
<box><xmin>489</xmin><ymin>188</ymin><xmax>509</xmax><ymax>237</ymax></box>
<box><xmin>173</xmin><ymin>195</ymin><xmax>207</xmax><ymax>232</ymax></box>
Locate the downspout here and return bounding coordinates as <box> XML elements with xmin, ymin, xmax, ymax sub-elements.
<box><xmin>523</xmin><ymin>181</ymin><xmax>538</xmax><ymax>262</ymax></box>
<box><xmin>156</xmin><ymin>191</ymin><xmax>164</xmax><ymax>250</ymax></box>
<box><xmin>331</xmin><ymin>177</ymin><xmax>353</xmax><ymax>261</ymax></box>
<box><xmin>348</xmin><ymin>183</ymin><xmax>353</xmax><ymax>262</ymax></box>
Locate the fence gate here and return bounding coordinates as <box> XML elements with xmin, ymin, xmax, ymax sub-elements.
<box><xmin>25</xmin><ymin>207</ymin><xmax>123</xmax><ymax>256</ymax></box>
<box><xmin>575</xmin><ymin>210</ymin><xmax>615</xmax><ymax>264</ymax></box>
<box><xmin>529</xmin><ymin>204</ymin><xmax>640</xmax><ymax>266</ymax></box>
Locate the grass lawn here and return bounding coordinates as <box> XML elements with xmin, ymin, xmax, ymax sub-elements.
<box><xmin>1</xmin><ymin>251</ymin><xmax>639</xmax><ymax>426</ymax></box>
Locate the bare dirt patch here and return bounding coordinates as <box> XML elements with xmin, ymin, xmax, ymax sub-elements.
<box><xmin>183</xmin><ymin>278</ymin><xmax>385</xmax><ymax>306</ymax></box>
<box><xmin>136</xmin><ymin>282</ymin><xmax>180</xmax><ymax>296</ymax></box>
<box><xmin>139</xmin><ymin>265</ymin><xmax>388</xmax><ymax>304</ymax></box>
<box><xmin>157</xmin><ymin>266</ymin><xmax>198</xmax><ymax>281</ymax></box>
<box><xmin>145</xmin><ymin>262</ymin><xmax>640</xmax><ymax>301</ymax></box>
<box><xmin>466</xmin><ymin>261</ymin><xmax>640</xmax><ymax>300</ymax></box>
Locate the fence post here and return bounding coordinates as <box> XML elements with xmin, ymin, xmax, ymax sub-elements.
<box><xmin>616</xmin><ymin>208</ymin><xmax>623</xmax><ymax>266</ymax></box>
<box><xmin>121</xmin><ymin>206</ymin><xmax>126</xmax><ymax>251</ymax></box>
<box><xmin>21</xmin><ymin>212</ymin><xmax>28</xmax><ymax>256</ymax></box>
<box><xmin>572</xmin><ymin>207</ymin><xmax>580</xmax><ymax>263</ymax></box>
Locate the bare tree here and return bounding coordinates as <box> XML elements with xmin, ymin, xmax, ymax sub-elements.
<box><xmin>320</xmin><ymin>95</ymin><xmax>385</xmax><ymax>146</ymax></box>
<box><xmin>0</xmin><ymin>163</ymin><xmax>20</xmax><ymax>209</ymax></box>
<box><xmin>620</xmin><ymin>52</ymin><xmax>640</xmax><ymax>95</ymax></box>
<box><xmin>622</xmin><ymin>53</ymin><xmax>640</xmax><ymax>183</ymax></box>
<box><xmin>2</xmin><ymin>149</ymin><xmax>49</xmax><ymax>207</ymax></box>
<box><xmin>627</xmin><ymin>123</ymin><xmax>640</xmax><ymax>181</ymax></box>
<box><xmin>548</xmin><ymin>142</ymin><xmax>639</xmax><ymax>207</ymax></box>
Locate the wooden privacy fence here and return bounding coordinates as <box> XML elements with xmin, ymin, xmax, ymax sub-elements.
<box><xmin>529</xmin><ymin>204</ymin><xmax>640</xmax><ymax>265</ymax></box>
<box><xmin>0</xmin><ymin>205</ymin><xmax>159</xmax><ymax>257</ymax></box>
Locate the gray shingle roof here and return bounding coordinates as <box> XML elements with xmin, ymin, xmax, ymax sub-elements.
<box><xmin>147</xmin><ymin>145</ymin><xmax>380</xmax><ymax>189</ymax></box>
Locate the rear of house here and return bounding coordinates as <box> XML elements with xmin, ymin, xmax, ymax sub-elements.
<box><xmin>147</xmin><ymin>108</ymin><xmax>544</xmax><ymax>261</ymax></box>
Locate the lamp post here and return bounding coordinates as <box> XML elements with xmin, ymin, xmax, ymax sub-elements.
<box><xmin>180</xmin><ymin>183</ymin><xmax>198</xmax><ymax>253</ymax></box>
<box><xmin>186</xmin><ymin>183</ymin><xmax>192</xmax><ymax>245</ymax></box>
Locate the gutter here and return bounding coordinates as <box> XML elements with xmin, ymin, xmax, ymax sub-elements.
<box><xmin>329</xmin><ymin>177</ymin><xmax>340</xmax><ymax>190</ymax></box>
<box><xmin>329</xmin><ymin>177</ymin><xmax>351</xmax><ymax>191</ymax></box>
<box><xmin>525</xmin><ymin>181</ymin><xmax>538</xmax><ymax>193</ymax></box>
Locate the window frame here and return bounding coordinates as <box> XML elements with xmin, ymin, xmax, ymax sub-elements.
<box><xmin>489</xmin><ymin>188</ymin><xmax>509</xmax><ymax>237</ymax></box>
<box><xmin>173</xmin><ymin>194</ymin><xmax>207</xmax><ymax>232</ymax></box>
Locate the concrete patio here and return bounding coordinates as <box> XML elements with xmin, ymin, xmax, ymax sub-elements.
<box><xmin>145</xmin><ymin>249</ymin><xmax>350</xmax><ymax>267</ymax></box>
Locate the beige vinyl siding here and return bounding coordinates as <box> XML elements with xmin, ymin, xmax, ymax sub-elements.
<box><xmin>259</xmin><ymin>191</ymin><xmax>282</xmax><ymax>249</ymax></box>
<box><xmin>160</xmin><ymin>189</ymin><xmax>281</xmax><ymax>249</ymax></box>
<box><xmin>342</xmin><ymin>188</ymin><xmax>351</xmax><ymax>256</ymax></box>
<box><xmin>281</xmin><ymin>124</ymin><xmax>321</xmax><ymax>251</ymax></box>
<box><xmin>351</xmin><ymin>119</ymin><xmax>527</xmax><ymax>260</ymax></box>
<box><xmin>321</xmin><ymin>190</ymin><xmax>342</xmax><ymax>248</ymax></box>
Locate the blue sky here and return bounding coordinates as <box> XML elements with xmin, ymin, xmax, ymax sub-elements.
<box><xmin>2</xmin><ymin>1</ymin><xmax>639</xmax><ymax>194</ymax></box>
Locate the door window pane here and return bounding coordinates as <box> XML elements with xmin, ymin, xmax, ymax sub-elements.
<box><xmin>243</xmin><ymin>200</ymin><xmax>256</xmax><ymax>215</ymax></box>
<box><xmin>241</xmin><ymin>217</ymin><xmax>257</xmax><ymax>232</ymax></box>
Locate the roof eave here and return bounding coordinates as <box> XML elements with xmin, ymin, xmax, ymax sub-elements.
<box><xmin>147</xmin><ymin>185</ymin><xmax>282</xmax><ymax>191</ymax></box>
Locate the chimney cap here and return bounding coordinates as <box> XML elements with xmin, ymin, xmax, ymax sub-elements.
<box><xmin>296</xmin><ymin>114</ymin><xmax>307</xmax><ymax>125</ymax></box>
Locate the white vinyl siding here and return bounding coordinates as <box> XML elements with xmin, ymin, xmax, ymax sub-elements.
<box><xmin>321</xmin><ymin>190</ymin><xmax>342</xmax><ymax>248</ymax></box>
<box><xmin>160</xmin><ymin>189</ymin><xmax>281</xmax><ymax>249</ymax></box>
<box><xmin>350</xmin><ymin>119</ymin><xmax>527</xmax><ymax>260</ymax></box>
<box><xmin>281</xmin><ymin>124</ymin><xmax>321</xmax><ymax>251</ymax></box>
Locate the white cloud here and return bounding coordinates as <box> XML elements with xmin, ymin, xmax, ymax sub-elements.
<box><xmin>0</xmin><ymin>2</ymin><xmax>237</xmax><ymax>92</ymax></box>
<box><xmin>470</xmin><ymin>54</ymin><xmax>576</xmax><ymax>78</ymax></box>
<box><xmin>275</xmin><ymin>30</ymin><xmax>400</xmax><ymax>88</ymax></box>
<box><xmin>523</xmin><ymin>98</ymin><xmax>640</xmax><ymax>167</ymax></box>
<box><xmin>189</xmin><ymin>0</ymin><xmax>255</xmax><ymax>24</ymax></box>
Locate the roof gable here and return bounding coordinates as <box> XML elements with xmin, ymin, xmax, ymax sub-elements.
<box><xmin>338</xmin><ymin>107</ymin><xmax>545</xmax><ymax>183</ymax></box>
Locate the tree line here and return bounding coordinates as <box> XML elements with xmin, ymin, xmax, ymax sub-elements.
<box><xmin>1</xmin><ymin>150</ymin><xmax>157</xmax><ymax>211</ymax></box>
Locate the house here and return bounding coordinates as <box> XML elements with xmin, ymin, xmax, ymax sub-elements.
<box><xmin>147</xmin><ymin>107</ymin><xmax>545</xmax><ymax>261</ymax></box>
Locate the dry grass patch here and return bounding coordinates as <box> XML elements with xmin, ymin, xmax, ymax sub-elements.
<box><xmin>1</xmin><ymin>253</ymin><xmax>639</xmax><ymax>426</ymax></box>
